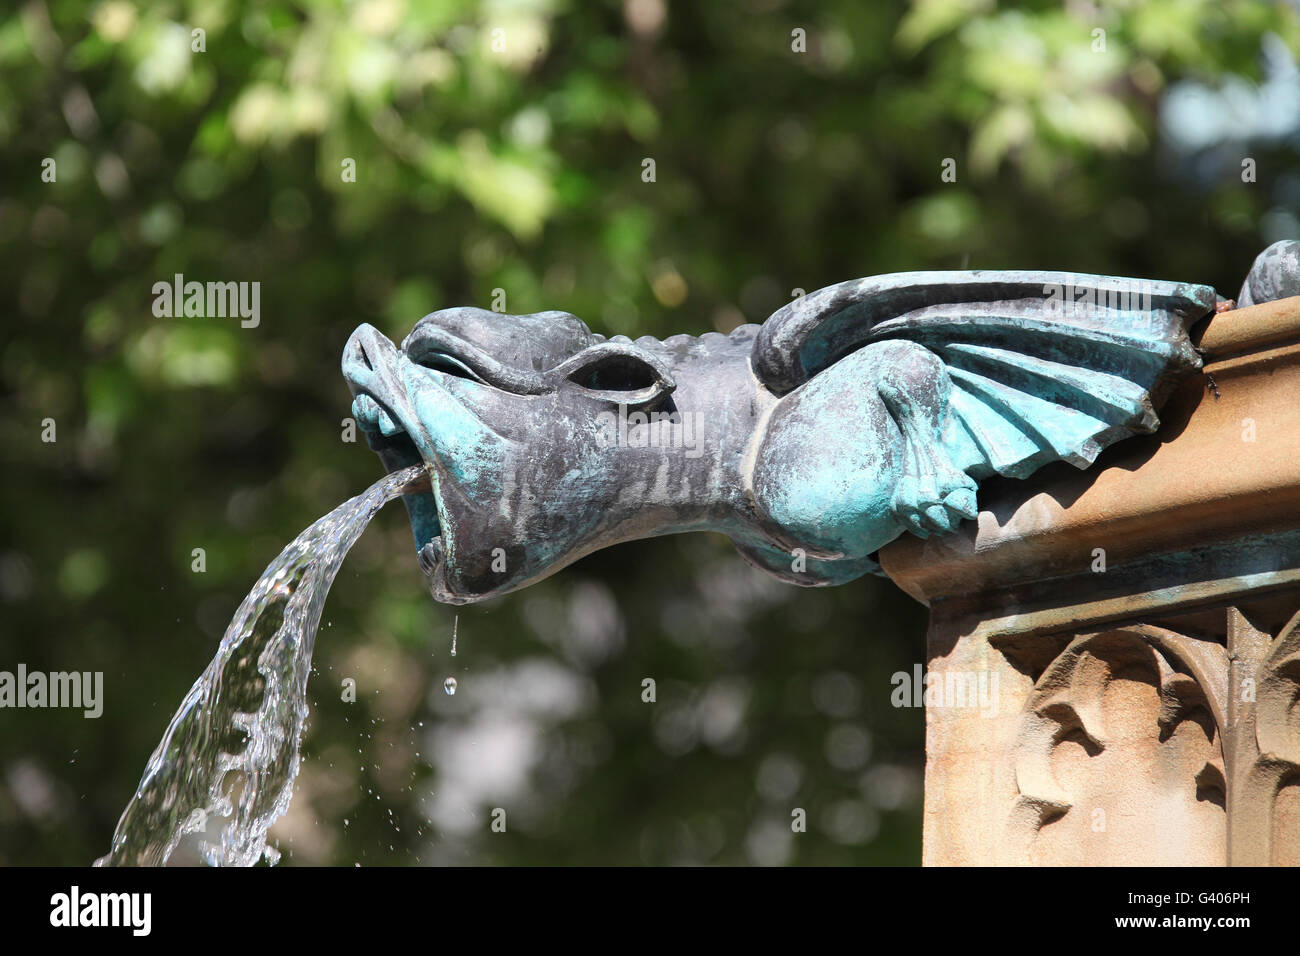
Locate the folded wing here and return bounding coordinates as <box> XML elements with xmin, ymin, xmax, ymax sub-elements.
<box><xmin>754</xmin><ymin>270</ymin><xmax>1216</xmax><ymax>481</ymax></box>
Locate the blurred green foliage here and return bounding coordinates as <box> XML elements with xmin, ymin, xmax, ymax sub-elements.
<box><xmin>2</xmin><ymin>0</ymin><xmax>1298</xmax><ymax>865</ymax></box>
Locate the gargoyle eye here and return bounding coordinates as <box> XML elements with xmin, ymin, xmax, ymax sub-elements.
<box><xmin>570</xmin><ymin>354</ymin><xmax>660</xmax><ymax>391</ymax></box>
<box><xmin>549</xmin><ymin>343</ymin><xmax>676</xmax><ymax>410</ymax></box>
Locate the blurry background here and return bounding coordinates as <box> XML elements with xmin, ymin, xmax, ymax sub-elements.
<box><xmin>3</xmin><ymin>0</ymin><xmax>1300</xmax><ymax>866</ymax></box>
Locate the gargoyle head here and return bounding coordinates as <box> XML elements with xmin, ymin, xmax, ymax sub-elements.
<box><xmin>343</xmin><ymin>307</ymin><xmax>742</xmax><ymax>604</ymax></box>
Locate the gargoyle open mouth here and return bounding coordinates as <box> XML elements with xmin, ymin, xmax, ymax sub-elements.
<box><xmin>341</xmin><ymin>307</ymin><xmax>693</xmax><ymax>604</ymax></box>
<box><xmin>342</xmin><ymin>323</ymin><xmax>453</xmax><ymax>587</ymax></box>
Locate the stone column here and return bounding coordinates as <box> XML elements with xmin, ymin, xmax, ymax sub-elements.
<box><xmin>878</xmin><ymin>295</ymin><xmax>1300</xmax><ymax>866</ymax></box>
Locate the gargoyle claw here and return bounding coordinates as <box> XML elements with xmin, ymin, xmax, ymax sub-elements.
<box><xmin>944</xmin><ymin>487</ymin><xmax>978</xmax><ymax>520</ymax></box>
<box><xmin>924</xmin><ymin>503</ymin><xmax>957</xmax><ymax>533</ymax></box>
<box><xmin>891</xmin><ymin>467</ymin><xmax>978</xmax><ymax>538</ymax></box>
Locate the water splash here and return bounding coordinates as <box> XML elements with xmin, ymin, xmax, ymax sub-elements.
<box><xmin>96</xmin><ymin>465</ymin><xmax>427</xmax><ymax>867</ymax></box>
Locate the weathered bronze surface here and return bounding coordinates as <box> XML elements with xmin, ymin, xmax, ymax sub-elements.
<box><xmin>341</xmin><ymin>248</ymin><xmax>1300</xmax><ymax>603</ymax></box>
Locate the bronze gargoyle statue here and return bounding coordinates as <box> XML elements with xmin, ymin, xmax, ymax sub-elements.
<box><xmin>342</xmin><ymin>241</ymin><xmax>1299</xmax><ymax>605</ymax></box>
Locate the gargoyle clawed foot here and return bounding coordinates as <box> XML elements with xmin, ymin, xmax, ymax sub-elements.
<box><xmin>891</xmin><ymin>451</ymin><xmax>978</xmax><ymax>539</ymax></box>
<box><xmin>874</xmin><ymin>340</ymin><xmax>979</xmax><ymax>539</ymax></box>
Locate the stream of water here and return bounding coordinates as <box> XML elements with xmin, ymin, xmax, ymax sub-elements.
<box><xmin>95</xmin><ymin>465</ymin><xmax>427</xmax><ymax>867</ymax></box>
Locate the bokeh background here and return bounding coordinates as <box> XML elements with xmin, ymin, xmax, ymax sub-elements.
<box><xmin>3</xmin><ymin>0</ymin><xmax>1300</xmax><ymax>866</ymax></box>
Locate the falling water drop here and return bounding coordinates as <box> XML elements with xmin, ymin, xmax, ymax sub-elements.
<box><xmin>443</xmin><ymin>677</ymin><xmax>457</xmax><ymax>696</ymax></box>
<box><xmin>450</xmin><ymin>615</ymin><xmax>458</xmax><ymax>657</ymax></box>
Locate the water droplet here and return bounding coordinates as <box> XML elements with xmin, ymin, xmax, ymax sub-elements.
<box><xmin>450</xmin><ymin>615</ymin><xmax>458</xmax><ymax>657</ymax></box>
<box><xmin>443</xmin><ymin>677</ymin><xmax>457</xmax><ymax>696</ymax></box>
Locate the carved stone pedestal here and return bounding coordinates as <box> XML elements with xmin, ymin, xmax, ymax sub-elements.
<box><xmin>879</xmin><ymin>295</ymin><xmax>1300</xmax><ymax>866</ymax></box>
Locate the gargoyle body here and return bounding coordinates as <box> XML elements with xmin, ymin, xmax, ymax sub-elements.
<box><xmin>342</xmin><ymin>241</ymin><xmax>1299</xmax><ymax>605</ymax></box>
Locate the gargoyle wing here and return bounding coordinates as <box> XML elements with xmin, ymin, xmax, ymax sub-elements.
<box><xmin>754</xmin><ymin>271</ymin><xmax>1216</xmax><ymax>480</ymax></box>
